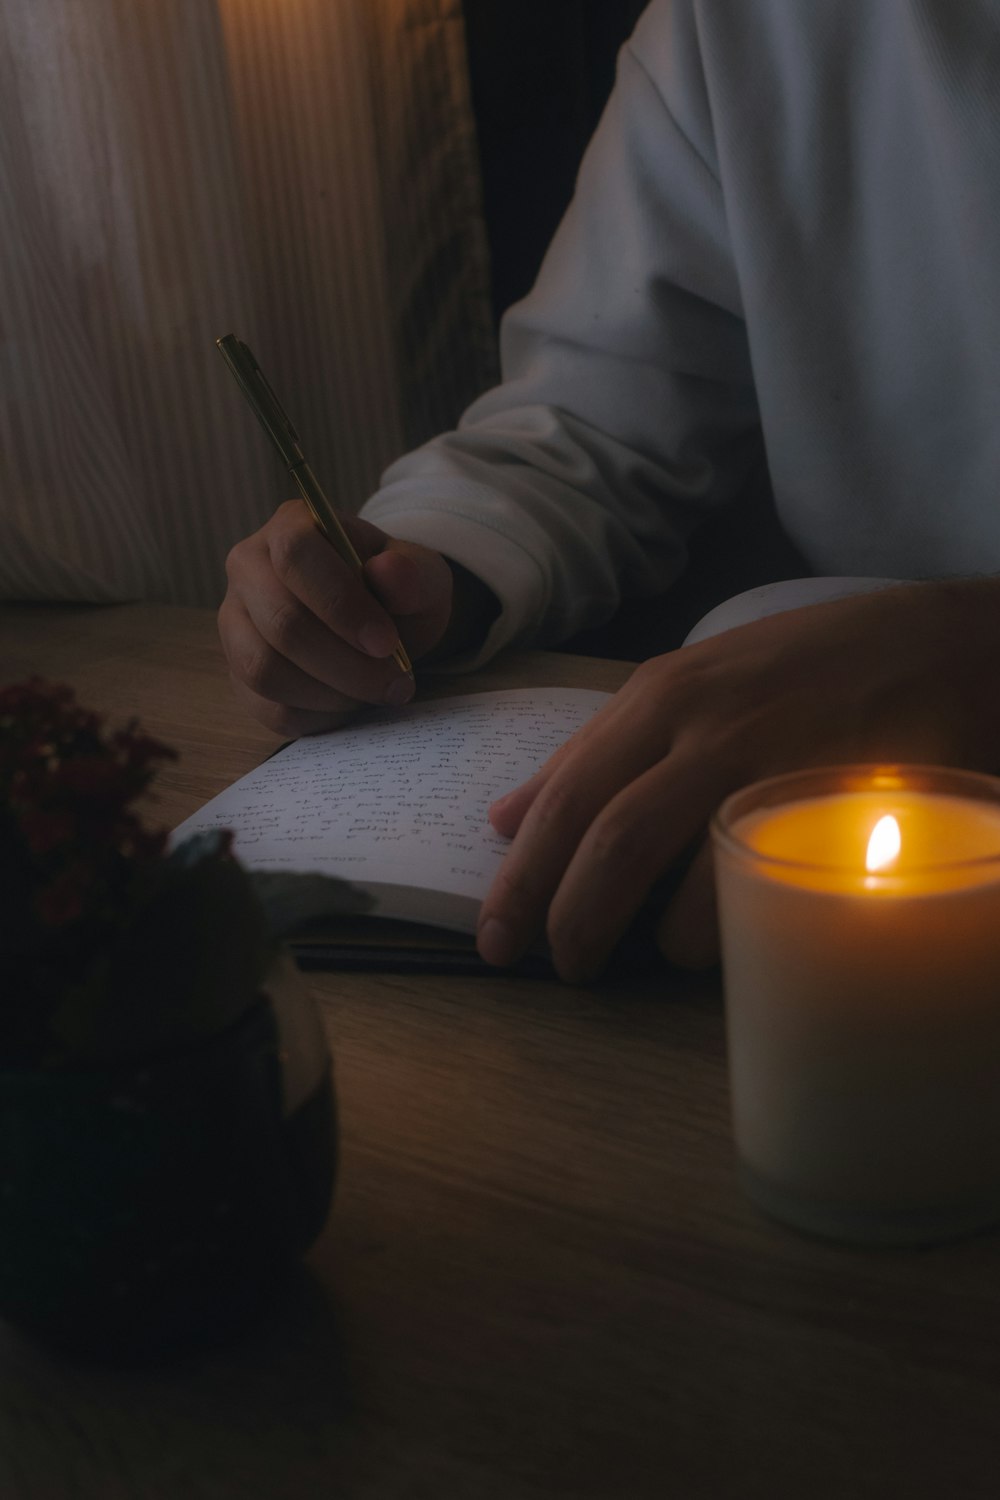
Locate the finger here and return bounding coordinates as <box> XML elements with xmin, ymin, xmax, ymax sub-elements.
<box><xmin>364</xmin><ymin>541</ymin><xmax>453</xmax><ymax>620</ymax></box>
<box><xmin>655</xmin><ymin>839</ymin><xmax>720</xmax><ymax>970</ymax></box>
<box><xmin>229</xmin><ymin>547</ymin><xmax>415</xmax><ymax>709</ymax></box>
<box><xmin>490</xmin><ymin>751</ymin><xmax>582</xmax><ymax>839</ymax></box>
<box><xmin>263</xmin><ymin>502</ymin><xmax>404</xmax><ymax>660</ymax></box>
<box><xmin>488</xmin><ymin>668</ymin><xmax>645</xmax><ymax>837</ymax></box>
<box><xmin>488</xmin><ymin>769</ymin><xmax>546</xmax><ymax>839</ymax></box>
<box><xmin>364</xmin><ymin>541</ymin><xmax>456</xmax><ymax>660</ymax></box>
<box><xmin>545</xmin><ymin>753</ymin><xmax>724</xmax><ymax>982</ymax></box>
<box><xmin>340</xmin><ymin>511</ymin><xmax>401</xmax><ymax>563</ymax></box>
<box><xmin>477</xmin><ymin>682</ymin><xmax>677</xmax><ymax>967</ymax></box>
<box><xmin>219</xmin><ymin>592</ymin><xmax>361</xmax><ymax>712</ymax></box>
<box><xmin>227</xmin><ymin>672</ymin><xmax>358</xmax><ymax>740</ymax></box>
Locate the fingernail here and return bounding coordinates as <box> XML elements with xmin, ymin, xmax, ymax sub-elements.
<box><xmin>384</xmin><ymin>674</ymin><xmax>415</xmax><ymax>708</ymax></box>
<box><xmin>477</xmin><ymin>917</ymin><xmax>516</xmax><ymax>967</ymax></box>
<box><xmin>359</xmin><ymin>622</ymin><xmax>397</xmax><ymax>658</ymax></box>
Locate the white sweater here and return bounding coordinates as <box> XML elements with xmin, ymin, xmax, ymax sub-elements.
<box><xmin>362</xmin><ymin>0</ymin><xmax>1000</xmax><ymax>662</ymax></box>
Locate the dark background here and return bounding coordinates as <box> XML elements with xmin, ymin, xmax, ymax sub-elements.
<box><xmin>463</xmin><ymin>0</ymin><xmax>649</xmax><ymax>324</ymax></box>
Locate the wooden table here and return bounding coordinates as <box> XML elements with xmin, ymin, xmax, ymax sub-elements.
<box><xmin>2</xmin><ymin>602</ymin><xmax>999</xmax><ymax>1499</ymax></box>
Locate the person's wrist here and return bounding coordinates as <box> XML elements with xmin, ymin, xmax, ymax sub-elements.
<box><xmin>424</xmin><ymin>559</ymin><xmax>500</xmax><ymax>664</ymax></box>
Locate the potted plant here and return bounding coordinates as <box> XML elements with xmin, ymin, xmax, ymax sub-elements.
<box><xmin>0</xmin><ymin>678</ymin><xmax>368</xmax><ymax>1360</ymax></box>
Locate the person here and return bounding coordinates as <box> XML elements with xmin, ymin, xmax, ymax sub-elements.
<box><xmin>219</xmin><ymin>0</ymin><xmax>1000</xmax><ymax>982</ymax></box>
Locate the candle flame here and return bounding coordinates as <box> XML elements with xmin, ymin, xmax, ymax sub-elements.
<box><xmin>866</xmin><ymin>814</ymin><xmax>901</xmax><ymax>872</ymax></box>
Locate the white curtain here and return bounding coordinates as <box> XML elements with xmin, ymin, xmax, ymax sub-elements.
<box><xmin>0</xmin><ymin>0</ymin><xmax>496</xmax><ymax>606</ymax></box>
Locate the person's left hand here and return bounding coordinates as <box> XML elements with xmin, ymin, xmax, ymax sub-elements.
<box><xmin>474</xmin><ymin>580</ymin><xmax>1000</xmax><ymax>982</ymax></box>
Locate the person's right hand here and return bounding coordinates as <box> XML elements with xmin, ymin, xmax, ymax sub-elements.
<box><xmin>218</xmin><ymin>499</ymin><xmax>456</xmax><ymax>737</ymax></box>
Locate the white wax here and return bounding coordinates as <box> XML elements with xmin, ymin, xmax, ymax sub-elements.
<box><xmin>716</xmin><ymin>789</ymin><xmax>1000</xmax><ymax>1241</ymax></box>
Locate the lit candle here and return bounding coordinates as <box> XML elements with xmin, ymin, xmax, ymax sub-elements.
<box><xmin>711</xmin><ymin>765</ymin><xmax>1000</xmax><ymax>1246</ymax></box>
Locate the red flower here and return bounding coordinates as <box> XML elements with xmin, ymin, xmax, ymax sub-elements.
<box><xmin>1</xmin><ymin>678</ymin><xmax>178</xmax><ymax>933</ymax></box>
<box><xmin>0</xmin><ymin>677</ymin><xmax>256</xmax><ymax>1069</ymax></box>
<box><xmin>18</xmin><ymin>807</ymin><xmax>77</xmax><ymax>857</ymax></box>
<box><xmin>35</xmin><ymin>861</ymin><xmax>94</xmax><ymax>928</ymax></box>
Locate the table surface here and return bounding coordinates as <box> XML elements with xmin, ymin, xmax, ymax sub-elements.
<box><xmin>2</xmin><ymin>602</ymin><xmax>1000</xmax><ymax>1500</ymax></box>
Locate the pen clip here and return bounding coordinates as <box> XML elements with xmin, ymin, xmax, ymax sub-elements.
<box><xmin>216</xmin><ymin>334</ymin><xmax>303</xmax><ymax>470</ymax></box>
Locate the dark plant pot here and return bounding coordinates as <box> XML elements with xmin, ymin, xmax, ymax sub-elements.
<box><xmin>0</xmin><ymin>957</ymin><xmax>335</xmax><ymax>1361</ymax></box>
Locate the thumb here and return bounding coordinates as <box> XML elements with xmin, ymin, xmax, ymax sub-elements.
<box><xmin>364</xmin><ymin>539</ymin><xmax>455</xmax><ymax>656</ymax></box>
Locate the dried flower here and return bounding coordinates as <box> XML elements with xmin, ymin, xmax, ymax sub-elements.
<box><xmin>0</xmin><ymin>679</ymin><xmax>368</xmax><ymax>1069</ymax></box>
<box><xmin>1</xmin><ymin>679</ymin><xmax>175</xmax><ymax>940</ymax></box>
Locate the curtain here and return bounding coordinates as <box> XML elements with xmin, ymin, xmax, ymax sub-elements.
<box><xmin>0</xmin><ymin>0</ymin><xmax>496</xmax><ymax>606</ymax></box>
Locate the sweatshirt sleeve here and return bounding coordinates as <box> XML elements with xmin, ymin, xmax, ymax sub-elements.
<box><xmin>360</xmin><ymin>1</ymin><xmax>762</xmax><ymax>666</ymax></box>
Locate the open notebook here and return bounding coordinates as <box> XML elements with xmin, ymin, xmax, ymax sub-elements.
<box><xmin>175</xmin><ymin>577</ymin><xmax>897</xmax><ymax>972</ymax></box>
<box><xmin>172</xmin><ymin>686</ymin><xmax>610</xmax><ymax>974</ymax></box>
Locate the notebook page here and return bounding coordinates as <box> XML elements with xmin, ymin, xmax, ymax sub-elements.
<box><xmin>172</xmin><ymin>687</ymin><xmax>609</xmax><ymax>902</ymax></box>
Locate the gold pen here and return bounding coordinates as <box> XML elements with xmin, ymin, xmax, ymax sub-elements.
<box><xmin>216</xmin><ymin>333</ymin><xmax>413</xmax><ymax>677</ymax></box>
